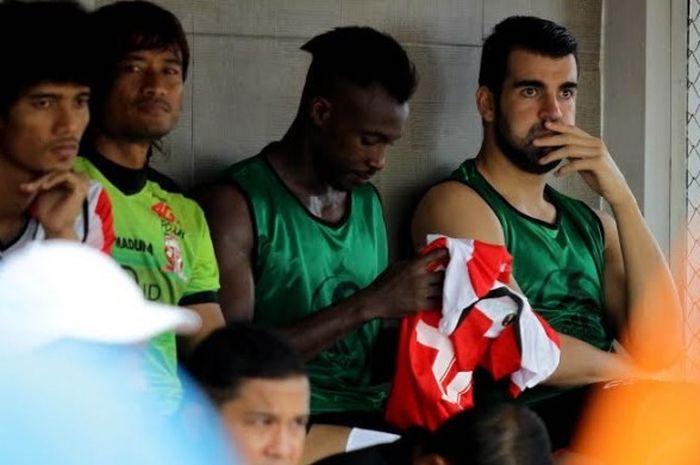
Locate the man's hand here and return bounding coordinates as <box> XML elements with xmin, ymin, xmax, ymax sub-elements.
<box><xmin>534</xmin><ymin>121</ymin><xmax>634</xmax><ymax>208</ymax></box>
<box><xmin>20</xmin><ymin>171</ymin><xmax>90</xmax><ymax>240</ymax></box>
<box><xmin>363</xmin><ymin>248</ymin><xmax>447</xmax><ymax>320</ymax></box>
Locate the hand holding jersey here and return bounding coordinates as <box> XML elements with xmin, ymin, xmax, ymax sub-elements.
<box><xmin>362</xmin><ymin>248</ymin><xmax>447</xmax><ymax>320</ymax></box>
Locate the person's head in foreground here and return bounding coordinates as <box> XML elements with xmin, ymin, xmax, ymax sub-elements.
<box><xmin>417</xmin><ymin>403</ymin><xmax>552</xmax><ymax>465</ymax></box>
<box><xmin>478</xmin><ymin>15</ymin><xmax>579</xmax><ymax>175</ymax></box>
<box><xmin>0</xmin><ymin>240</ymin><xmax>236</xmax><ymax>464</ymax></box>
<box><xmin>188</xmin><ymin>322</ymin><xmax>310</xmax><ymax>465</ymax></box>
<box><xmin>294</xmin><ymin>26</ymin><xmax>417</xmax><ymax>190</ymax></box>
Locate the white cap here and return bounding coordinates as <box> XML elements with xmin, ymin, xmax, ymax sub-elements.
<box><xmin>0</xmin><ymin>240</ymin><xmax>202</xmax><ymax>352</ymax></box>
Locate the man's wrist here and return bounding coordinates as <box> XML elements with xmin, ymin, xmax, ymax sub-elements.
<box><xmin>606</xmin><ymin>188</ymin><xmax>638</xmax><ymax>213</ymax></box>
<box><xmin>43</xmin><ymin>227</ymin><xmax>78</xmax><ymax>241</ymax></box>
<box><xmin>354</xmin><ymin>291</ymin><xmax>382</xmax><ymax>322</ymax></box>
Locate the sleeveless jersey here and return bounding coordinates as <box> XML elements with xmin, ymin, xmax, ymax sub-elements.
<box><xmin>75</xmin><ymin>151</ymin><xmax>220</xmax><ymax>414</ymax></box>
<box><xmin>224</xmin><ymin>154</ymin><xmax>389</xmax><ymax>413</ymax></box>
<box><xmin>450</xmin><ymin>159</ymin><xmax>611</xmax><ymax>351</ymax></box>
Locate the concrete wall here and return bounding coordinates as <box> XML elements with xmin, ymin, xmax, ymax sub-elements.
<box><xmin>93</xmin><ymin>0</ymin><xmax>603</xmax><ymax>257</ymax></box>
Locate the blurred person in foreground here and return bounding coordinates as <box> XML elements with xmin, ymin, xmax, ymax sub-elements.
<box><xmin>0</xmin><ymin>239</ymin><xmax>236</xmax><ymax>464</ymax></box>
<box><xmin>314</xmin><ymin>403</ymin><xmax>553</xmax><ymax>465</ymax></box>
<box><xmin>188</xmin><ymin>323</ymin><xmax>310</xmax><ymax>465</ymax></box>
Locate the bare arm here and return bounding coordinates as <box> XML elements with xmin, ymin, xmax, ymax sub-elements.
<box><xmin>412</xmin><ymin>181</ymin><xmax>637</xmax><ymax>387</ymax></box>
<box><xmin>195</xmin><ymin>184</ymin><xmax>256</xmax><ymax>322</ymax></box>
<box><xmin>197</xmin><ymin>183</ymin><xmax>445</xmax><ymax>361</ymax></box>
<box><xmin>595</xmin><ymin>201</ymin><xmax>683</xmax><ymax>369</ymax></box>
<box><xmin>537</xmin><ymin>121</ymin><xmax>684</xmax><ymax>369</ymax></box>
<box><xmin>178</xmin><ymin>302</ymin><xmax>226</xmax><ymax>355</ymax></box>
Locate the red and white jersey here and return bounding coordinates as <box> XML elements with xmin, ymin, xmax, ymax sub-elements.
<box><xmin>0</xmin><ymin>180</ymin><xmax>114</xmax><ymax>259</ymax></box>
<box><xmin>385</xmin><ymin>235</ymin><xmax>560</xmax><ymax>431</ymax></box>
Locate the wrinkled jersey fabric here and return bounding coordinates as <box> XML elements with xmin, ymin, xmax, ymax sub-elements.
<box><xmin>386</xmin><ymin>235</ymin><xmax>560</xmax><ymax>431</ymax></box>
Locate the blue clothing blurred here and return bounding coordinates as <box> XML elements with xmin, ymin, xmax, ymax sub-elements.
<box><xmin>0</xmin><ymin>340</ymin><xmax>238</xmax><ymax>464</ymax></box>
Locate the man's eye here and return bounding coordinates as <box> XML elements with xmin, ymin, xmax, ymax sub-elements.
<box><xmin>31</xmin><ymin>99</ymin><xmax>52</xmax><ymax>109</ymax></box>
<box><xmin>521</xmin><ymin>87</ymin><xmax>538</xmax><ymax>97</ymax></box>
<box><xmin>561</xmin><ymin>89</ymin><xmax>575</xmax><ymax>99</ymax></box>
<box><xmin>293</xmin><ymin>417</ymin><xmax>309</xmax><ymax>429</ymax></box>
<box><xmin>121</xmin><ymin>64</ymin><xmax>141</xmax><ymax>73</ymax></box>
<box><xmin>76</xmin><ymin>96</ymin><xmax>90</xmax><ymax>107</ymax></box>
<box><xmin>361</xmin><ymin>137</ymin><xmax>380</xmax><ymax>146</ymax></box>
<box><xmin>248</xmin><ymin>415</ymin><xmax>274</xmax><ymax>427</ymax></box>
<box><xmin>163</xmin><ymin>67</ymin><xmax>181</xmax><ymax>76</ymax></box>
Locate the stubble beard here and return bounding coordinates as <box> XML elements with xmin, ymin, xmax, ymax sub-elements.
<box><xmin>494</xmin><ymin>109</ymin><xmax>562</xmax><ymax>175</ymax></box>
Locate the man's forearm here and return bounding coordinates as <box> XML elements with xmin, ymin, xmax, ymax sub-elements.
<box><xmin>544</xmin><ymin>333</ymin><xmax>638</xmax><ymax>387</ymax></box>
<box><xmin>278</xmin><ymin>291</ymin><xmax>380</xmax><ymax>361</ymax></box>
<box><xmin>610</xmin><ymin>194</ymin><xmax>684</xmax><ymax>368</ymax></box>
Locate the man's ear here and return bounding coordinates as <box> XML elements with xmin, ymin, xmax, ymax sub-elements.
<box><xmin>309</xmin><ymin>96</ymin><xmax>332</xmax><ymax>129</ymax></box>
<box><xmin>415</xmin><ymin>453</ymin><xmax>450</xmax><ymax>465</ymax></box>
<box><xmin>476</xmin><ymin>85</ymin><xmax>496</xmax><ymax>123</ymax></box>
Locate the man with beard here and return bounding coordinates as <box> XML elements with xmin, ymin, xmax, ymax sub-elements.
<box><xmin>74</xmin><ymin>1</ymin><xmax>224</xmax><ymax>415</ymax></box>
<box><xmin>411</xmin><ymin>16</ymin><xmax>682</xmax><ymax>448</ymax></box>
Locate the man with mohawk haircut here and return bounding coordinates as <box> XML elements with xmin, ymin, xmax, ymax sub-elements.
<box><xmin>197</xmin><ymin>27</ymin><xmax>446</xmax><ymax>429</ymax></box>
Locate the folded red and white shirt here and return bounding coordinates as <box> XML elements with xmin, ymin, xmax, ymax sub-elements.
<box><xmin>385</xmin><ymin>235</ymin><xmax>560</xmax><ymax>431</ymax></box>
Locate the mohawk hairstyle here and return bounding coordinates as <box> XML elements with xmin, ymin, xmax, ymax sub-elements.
<box><xmin>300</xmin><ymin>26</ymin><xmax>417</xmax><ymax>104</ymax></box>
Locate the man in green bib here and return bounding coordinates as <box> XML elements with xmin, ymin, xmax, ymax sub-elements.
<box><xmin>197</xmin><ymin>27</ymin><xmax>445</xmax><ymax>430</ymax></box>
<box><xmin>412</xmin><ymin>16</ymin><xmax>683</xmax><ymax>448</ymax></box>
<box><xmin>75</xmin><ymin>1</ymin><xmax>225</xmax><ymax>415</ymax></box>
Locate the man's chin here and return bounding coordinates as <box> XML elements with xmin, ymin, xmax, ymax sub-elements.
<box><xmin>41</xmin><ymin>158</ymin><xmax>75</xmax><ymax>173</ymax></box>
<box><xmin>126</xmin><ymin>119</ymin><xmax>176</xmax><ymax>141</ymax></box>
<box><xmin>525</xmin><ymin>158</ymin><xmax>561</xmax><ymax>175</ymax></box>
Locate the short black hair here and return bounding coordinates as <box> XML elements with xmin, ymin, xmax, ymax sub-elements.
<box><xmin>187</xmin><ymin>323</ymin><xmax>307</xmax><ymax>406</ymax></box>
<box><xmin>479</xmin><ymin>16</ymin><xmax>578</xmax><ymax>96</ymax></box>
<box><xmin>0</xmin><ymin>0</ymin><xmax>90</xmax><ymax>116</ymax></box>
<box><xmin>89</xmin><ymin>0</ymin><xmax>189</xmax><ymax>117</ymax></box>
<box><xmin>300</xmin><ymin>26</ymin><xmax>417</xmax><ymax>104</ymax></box>
<box><xmin>422</xmin><ymin>403</ymin><xmax>552</xmax><ymax>465</ymax></box>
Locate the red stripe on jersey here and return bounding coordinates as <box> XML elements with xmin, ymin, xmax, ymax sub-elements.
<box><xmin>95</xmin><ymin>188</ymin><xmax>115</xmax><ymax>255</ymax></box>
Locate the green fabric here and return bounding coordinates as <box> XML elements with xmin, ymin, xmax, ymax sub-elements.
<box><xmin>451</xmin><ymin>158</ymin><xmax>610</xmax><ymax>350</ymax></box>
<box><xmin>224</xmin><ymin>154</ymin><xmax>389</xmax><ymax>414</ymax></box>
<box><xmin>451</xmin><ymin>159</ymin><xmax>610</xmax><ymax>405</ymax></box>
<box><xmin>75</xmin><ymin>156</ymin><xmax>220</xmax><ymax>414</ymax></box>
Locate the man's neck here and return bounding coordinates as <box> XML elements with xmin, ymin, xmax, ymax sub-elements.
<box><xmin>269</xmin><ymin>121</ymin><xmax>338</xmax><ymax>196</ymax></box>
<box><xmin>264</xmin><ymin>120</ymin><xmax>348</xmax><ymax>224</ymax></box>
<box><xmin>475</xmin><ymin>139</ymin><xmax>555</xmax><ymax>221</ymax></box>
<box><xmin>92</xmin><ymin>132</ymin><xmax>150</xmax><ymax>170</ymax></box>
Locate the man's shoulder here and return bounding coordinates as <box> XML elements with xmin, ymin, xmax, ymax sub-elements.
<box><xmin>412</xmin><ymin>178</ymin><xmax>504</xmax><ymax>248</ymax></box>
<box><xmin>220</xmin><ymin>153</ymin><xmax>266</xmax><ymax>179</ymax></box>
<box><xmin>145</xmin><ymin>167</ymin><xmax>183</xmax><ymax>194</ymax></box>
<box><xmin>420</xmin><ymin>179</ymin><xmax>492</xmax><ymax>213</ymax></box>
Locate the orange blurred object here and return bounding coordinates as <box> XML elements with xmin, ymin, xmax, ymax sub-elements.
<box><xmin>572</xmin><ymin>381</ymin><xmax>700</xmax><ymax>465</ymax></box>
